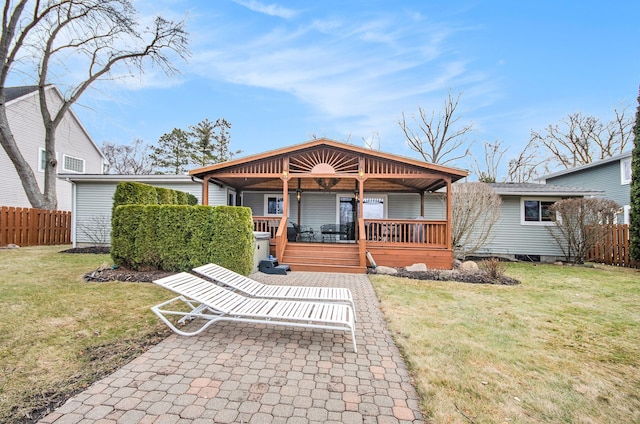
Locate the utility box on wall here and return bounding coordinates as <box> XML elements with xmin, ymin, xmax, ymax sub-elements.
<box><xmin>253</xmin><ymin>232</ymin><xmax>271</xmax><ymax>273</ymax></box>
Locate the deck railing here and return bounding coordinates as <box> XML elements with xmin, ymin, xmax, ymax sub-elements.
<box><xmin>364</xmin><ymin>219</ymin><xmax>448</xmax><ymax>248</ymax></box>
<box><xmin>252</xmin><ymin>216</ymin><xmax>449</xmax><ymax>253</ymax></box>
<box><xmin>253</xmin><ymin>216</ymin><xmax>281</xmax><ymax>239</ymax></box>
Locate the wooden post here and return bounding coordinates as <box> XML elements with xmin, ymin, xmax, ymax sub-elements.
<box><xmin>202</xmin><ymin>175</ymin><xmax>210</xmax><ymax>206</ymax></box>
<box><xmin>420</xmin><ymin>191</ymin><xmax>425</xmax><ymax>217</ymax></box>
<box><xmin>445</xmin><ymin>177</ymin><xmax>452</xmax><ymax>250</ymax></box>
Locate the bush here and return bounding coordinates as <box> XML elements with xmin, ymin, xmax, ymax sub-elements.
<box><xmin>111</xmin><ymin>205</ymin><xmax>254</xmax><ymax>274</ymax></box>
<box><xmin>479</xmin><ymin>258</ymin><xmax>506</xmax><ymax>280</ymax></box>
<box><xmin>112</xmin><ymin>182</ymin><xmax>157</xmax><ymax>214</ymax></box>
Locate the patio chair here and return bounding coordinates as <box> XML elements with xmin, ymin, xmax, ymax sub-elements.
<box><xmin>151</xmin><ymin>272</ymin><xmax>357</xmax><ymax>352</ymax></box>
<box><xmin>291</xmin><ymin>222</ymin><xmax>316</xmax><ymax>241</ymax></box>
<box><xmin>193</xmin><ymin>263</ymin><xmax>356</xmax><ymax>320</ymax></box>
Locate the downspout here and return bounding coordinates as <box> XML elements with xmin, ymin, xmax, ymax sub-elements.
<box><xmin>70</xmin><ymin>179</ymin><xmax>77</xmax><ymax>248</ymax></box>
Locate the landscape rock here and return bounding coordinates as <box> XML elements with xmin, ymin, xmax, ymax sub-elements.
<box><xmin>405</xmin><ymin>263</ymin><xmax>428</xmax><ymax>272</ymax></box>
<box><xmin>374</xmin><ymin>265</ymin><xmax>398</xmax><ymax>275</ymax></box>
<box><xmin>6</xmin><ymin>243</ymin><xmax>20</xmax><ymax>249</ymax></box>
<box><xmin>459</xmin><ymin>260</ymin><xmax>479</xmax><ymax>272</ymax></box>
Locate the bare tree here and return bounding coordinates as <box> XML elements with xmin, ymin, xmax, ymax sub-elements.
<box><xmin>362</xmin><ymin>130</ymin><xmax>380</xmax><ymax>150</ymax></box>
<box><xmin>450</xmin><ymin>182</ymin><xmax>502</xmax><ymax>259</ymax></box>
<box><xmin>399</xmin><ymin>91</ymin><xmax>473</xmax><ymax>165</ymax></box>
<box><xmin>470</xmin><ymin>140</ymin><xmax>507</xmax><ymax>182</ymax></box>
<box><xmin>506</xmin><ymin>140</ymin><xmax>549</xmax><ymax>183</ymax></box>
<box><xmin>102</xmin><ymin>139</ymin><xmax>153</xmax><ymax>174</ymax></box>
<box><xmin>530</xmin><ymin>108</ymin><xmax>633</xmax><ymax>170</ymax></box>
<box><xmin>548</xmin><ymin>198</ymin><xmax>620</xmax><ymax>264</ymax></box>
<box><xmin>0</xmin><ymin>0</ymin><xmax>188</xmax><ymax>209</ymax></box>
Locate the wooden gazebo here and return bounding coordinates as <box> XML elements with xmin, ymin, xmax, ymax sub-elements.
<box><xmin>190</xmin><ymin>138</ymin><xmax>467</xmax><ymax>273</ymax></box>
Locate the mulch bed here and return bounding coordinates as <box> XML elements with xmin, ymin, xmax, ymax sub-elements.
<box><xmin>61</xmin><ymin>247</ymin><xmax>520</xmax><ymax>285</ymax></box>
<box><xmin>392</xmin><ymin>268</ymin><xmax>521</xmax><ymax>285</ymax></box>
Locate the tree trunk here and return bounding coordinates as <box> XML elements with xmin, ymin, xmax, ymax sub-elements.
<box><xmin>0</xmin><ymin>103</ymin><xmax>50</xmax><ymax>209</ymax></box>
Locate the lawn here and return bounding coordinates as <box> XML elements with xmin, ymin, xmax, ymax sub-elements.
<box><xmin>0</xmin><ymin>246</ymin><xmax>172</xmax><ymax>422</ymax></box>
<box><xmin>370</xmin><ymin>262</ymin><xmax>640</xmax><ymax>424</ymax></box>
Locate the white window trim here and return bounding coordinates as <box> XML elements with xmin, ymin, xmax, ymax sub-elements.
<box><xmin>621</xmin><ymin>158</ymin><xmax>632</xmax><ymax>185</ymax></box>
<box><xmin>62</xmin><ymin>153</ymin><xmax>85</xmax><ymax>173</ymax></box>
<box><xmin>263</xmin><ymin>193</ymin><xmax>290</xmax><ymax>217</ymax></box>
<box><xmin>520</xmin><ymin>197</ymin><xmax>559</xmax><ymax>226</ymax></box>
<box><xmin>38</xmin><ymin>148</ymin><xmax>60</xmax><ymax>172</ymax></box>
<box><xmin>38</xmin><ymin>147</ymin><xmax>46</xmax><ymax>172</ymax></box>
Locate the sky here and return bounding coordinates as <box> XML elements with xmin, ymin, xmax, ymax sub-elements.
<box><xmin>25</xmin><ymin>0</ymin><xmax>640</xmax><ymax>178</ymax></box>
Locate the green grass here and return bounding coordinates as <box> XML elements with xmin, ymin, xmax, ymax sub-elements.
<box><xmin>0</xmin><ymin>246</ymin><xmax>172</xmax><ymax>422</ymax></box>
<box><xmin>370</xmin><ymin>263</ymin><xmax>640</xmax><ymax>424</ymax></box>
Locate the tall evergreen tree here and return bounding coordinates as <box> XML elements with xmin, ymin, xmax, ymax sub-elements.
<box><xmin>150</xmin><ymin>128</ymin><xmax>192</xmax><ymax>174</ymax></box>
<box><xmin>630</xmin><ymin>88</ymin><xmax>640</xmax><ymax>261</ymax></box>
<box><xmin>189</xmin><ymin>119</ymin><xmax>217</xmax><ymax>167</ymax></box>
<box><xmin>211</xmin><ymin>118</ymin><xmax>241</xmax><ymax>162</ymax></box>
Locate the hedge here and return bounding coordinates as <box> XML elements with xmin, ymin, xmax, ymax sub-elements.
<box><xmin>112</xmin><ymin>181</ymin><xmax>196</xmax><ymax>210</ymax></box>
<box><xmin>111</xmin><ymin>205</ymin><xmax>254</xmax><ymax>275</ymax></box>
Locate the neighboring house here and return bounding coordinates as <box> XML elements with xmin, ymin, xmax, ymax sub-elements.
<box><xmin>471</xmin><ymin>182</ymin><xmax>605</xmax><ymax>262</ymax></box>
<box><xmin>0</xmin><ymin>85</ymin><xmax>105</xmax><ymax>210</ymax></box>
<box><xmin>61</xmin><ymin>174</ymin><xmax>232</xmax><ymax>247</ymax></box>
<box><xmin>539</xmin><ymin>152</ymin><xmax>632</xmax><ymax>223</ymax></box>
<box><xmin>190</xmin><ymin>138</ymin><xmax>468</xmax><ymax>272</ymax></box>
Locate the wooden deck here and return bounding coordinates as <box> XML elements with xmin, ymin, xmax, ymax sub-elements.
<box><xmin>254</xmin><ymin>217</ymin><xmax>453</xmax><ymax>273</ymax></box>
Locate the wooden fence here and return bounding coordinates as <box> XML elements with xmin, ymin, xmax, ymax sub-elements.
<box><xmin>0</xmin><ymin>206</ymin><xmax>71</xmax><ymax>246</ymax></box>
<box><xmin>588</xmin><ymin>224</ymin><xmax>638</xmax><ymax>268</ymax></box>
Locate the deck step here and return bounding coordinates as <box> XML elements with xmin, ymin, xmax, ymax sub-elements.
<box><xmin>281</xmin><ymin>243</ymin><xmax>364</xmax><ymax>274</ymax></box>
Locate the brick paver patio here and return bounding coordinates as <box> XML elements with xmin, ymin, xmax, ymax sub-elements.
<box><xmin>40</xmin><ymin>272</ymin><xmax>424</xmax><ymax>423</ymax></box>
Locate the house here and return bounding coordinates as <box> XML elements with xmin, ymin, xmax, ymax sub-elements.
<box><xmin>538</xmin><ymin>152</ymin><xmax>632</xmax><ymax>223</ymax></box>
<box><xmin>189</xmin><ymin>138</ymin><xmax>468</xmax><ymax>273</ymax></box>
<box><xmin>471</xmin><ymin>182</ymin><xmax>605</xmax><ymax>262</ymax></box>
<box><xmin>0</xmin><ymin>85</ymin><xmax>105</xmax><ymax>210</ymax></box>
<box><xmin>60</xmin><ymin>174</ymin><xmax>231</xmax><ymax>247</ymax></box>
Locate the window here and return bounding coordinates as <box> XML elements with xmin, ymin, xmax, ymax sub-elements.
<box><xmin>38</xmin><ymin>148</ymin><xmax>59</xmax><ymax>172</ymax></box>
<box><xmin>363</xmin><ymin>197</ymin><xmax>385</xmax><ymax>219</ymax></box>
<box><xmin>38</xmin><ymin>148</ymin><xmax>46</xmax><ymax>172</ymax></box>
<box><xmin>621</xmin><ymin>158</ymin><xmax>632</xmax><ymax>185</ymax></box>
<box><xmin>263</xmin><ymin>195</ymin><xmax>288</xmax><ymax>216</ymax></box>
<box><xmin>62</xmin><ymin>154</ymin><xmax>85</xmax><ymax>173</ymax></box>
<box><xmin>522</xmin><ymin>199</ymin><xmax>556</xmax><ymax>225</ymax></box>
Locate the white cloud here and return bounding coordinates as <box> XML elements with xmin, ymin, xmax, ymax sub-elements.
<box><xmin>232</xmin><ymin>0</ymin><xmax>298</xmax><ymax>19</ymax></box>
<box><xmin>186</xmin><ymin>6</ymin><xmax>496</xmax><ymax>148</ymax></box>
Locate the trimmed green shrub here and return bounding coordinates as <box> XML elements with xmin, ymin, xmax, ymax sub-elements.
<box><xmin>186</xmin><ymin>193</ymin><xmax>198</xmax><ymax>205</ymax></box>
<box><xmin>155</xmin><ymin>187</ymin><xmax>176</xmax><ymax>205</ymax></box>
<box><xmin>111</xmin><ymin>205</ymin><xmax>254</xmax><ymax>274</ymax></box>
<box><xmin>110</xmin><ymin>205</ymin><xmax>145</xmax><ymax>269</ymax></box>
<box><xmin>112</xmin><ymin>182</ymin><xmax>157</xmax><ymax>214</ymax></box>
<box><xmin>209</xmin><ymin>206</ymin><xmax>254</xmax><ymax>275</ymax></box>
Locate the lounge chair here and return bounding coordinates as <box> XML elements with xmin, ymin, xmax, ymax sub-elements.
<box><xmin>151</xmin><ymin>272</ymin><xmax>357</xmax><ymax>352</ymax></box>
<box><xmin>193</xmin><ymin>263</ymin><xmax>356</xmax><ymax>320</ymax></box>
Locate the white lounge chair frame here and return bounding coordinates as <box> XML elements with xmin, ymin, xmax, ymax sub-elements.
<box><xmin>152</xmin><ymin>272</ymin><xmax>357</xmax><ymax>352</ymax></box>
<box><xmin>193</xmin><ymin>263</ymin><xmax>356</xmax><ymax>320</ymax></box>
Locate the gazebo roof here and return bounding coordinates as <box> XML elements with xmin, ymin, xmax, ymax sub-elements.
<box><xmin>190</xmin><ymin>138</ymin><xmax>468</xmax><ymax>193</ymax></box>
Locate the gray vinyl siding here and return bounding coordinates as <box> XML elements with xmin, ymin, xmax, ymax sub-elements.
<box><xmin>1</xmin><ymin>87</ymin><xmax>103</xmax><ymax>210</ymax></box>
<box><xmin>73</xmin><ymin>180</ymin><xmax>227</xmax><ymax>246</ymax></box>
<box><xmin>476</xmin><ymin>196</ymin><xmax>566</xmax><ymax>258</ymax></box>
<box><xmin>545</xmin><ymin>160</ymin><xmax>630</xmax><ymax>208</ymax></box>
<box><xmin>388</xmin><ymin>193</ymin><xmax>446</xmax><ymax>220</ymax></box>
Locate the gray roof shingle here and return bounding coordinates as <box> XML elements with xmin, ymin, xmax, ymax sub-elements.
<box><xmin>5</xmin><ymin>85</ymin><xmax>39</xmax><ymax>102</ymax></box>
<box><xmin>487</xmin><ymin>182</ymin><xmax>605</xmax><ymax>196</ymax></box>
